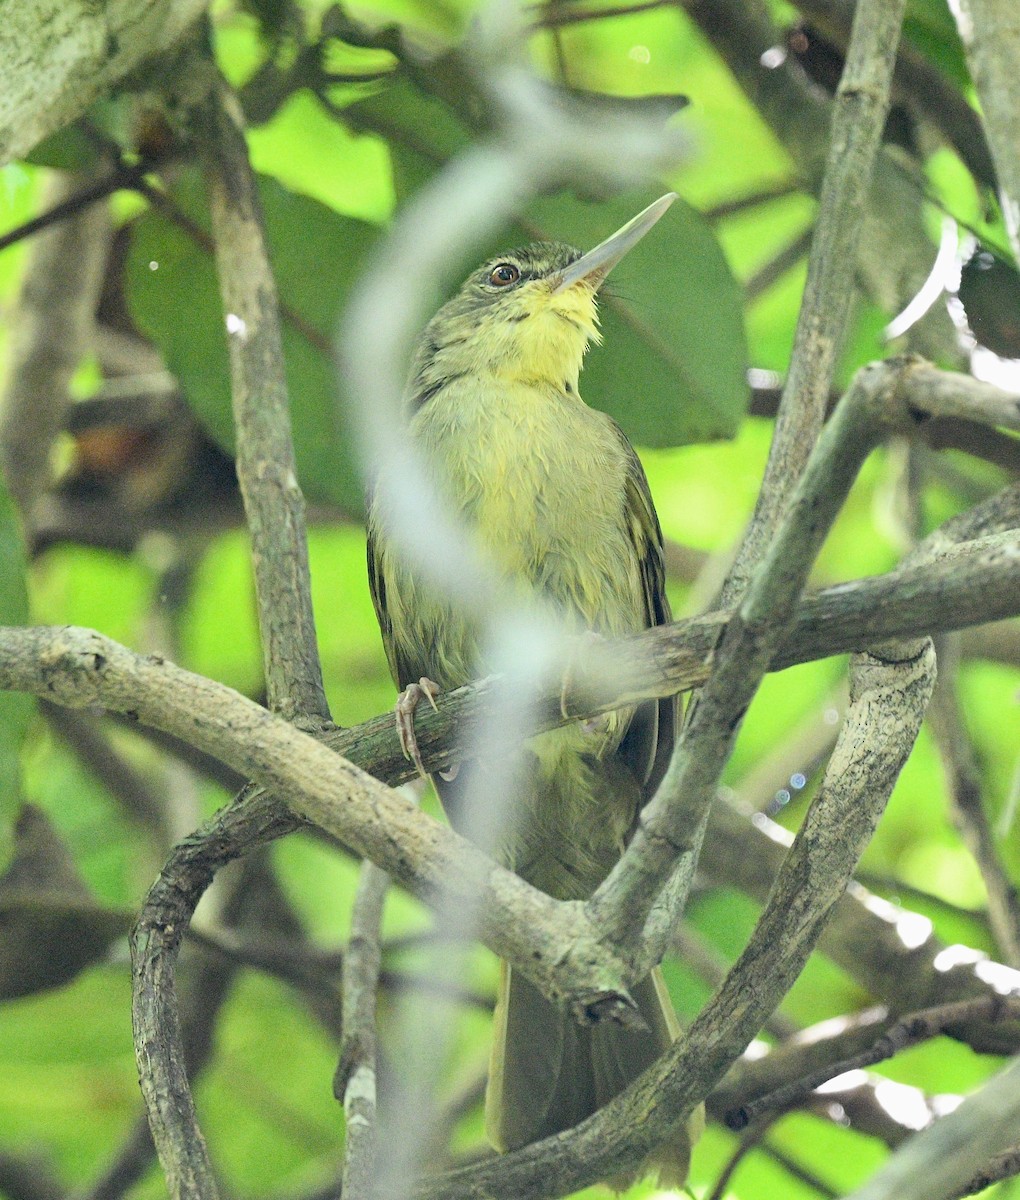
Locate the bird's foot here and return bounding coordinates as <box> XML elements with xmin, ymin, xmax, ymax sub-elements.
<box><xmin>396</xmin><ymin>677</ymin><xmax>441</xmax><ymax>777</ymax></box>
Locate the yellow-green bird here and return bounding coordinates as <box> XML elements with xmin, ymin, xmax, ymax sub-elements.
<box><xmin>367</xmin><ymin>194</ymin><xmax>696</xmax><ymax>1184</ymax></box>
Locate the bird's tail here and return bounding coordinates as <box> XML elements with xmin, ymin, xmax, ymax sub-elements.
<box><xmin>485</xmin><ymin>959</ymin><xmax>698</xmax><ymax>1189</ymax></box>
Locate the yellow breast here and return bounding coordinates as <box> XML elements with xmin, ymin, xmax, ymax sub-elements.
<box><xmin>410</xmin><ymin>374</ymin><xmax>645</xmax><ymax>638</ymax></box>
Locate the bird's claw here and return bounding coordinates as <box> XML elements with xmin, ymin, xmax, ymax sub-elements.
<box><xmin>560</xmin><ymin>630</ymin><xmax>606</xmax><ymax>720</ymax></box>
<box><xmin>396</xmin><ymin>677</ymin><xmax>441</xmax><ymax>778</ymax></box>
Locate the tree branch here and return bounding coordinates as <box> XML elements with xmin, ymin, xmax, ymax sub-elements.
<box><xmin>709</xmin><ymin>1008</ymin><xmax>953</xmax><ymax>1148</ymax></box>
<box><xmin>683</xmin><ymin>0</ymin><xmax>959</xmax><ymax>366</ymax></box>
<box><xmin>953</xmin><ymin>0</ymin><xmax>1020</xmax><ymax>260</ymax></box>
<box><xmin>0</xmin><ymin>170</ymin><xmax>111</xmax><ymax>517</ymax></box>
<box><xmin>0</xmin><ymin>0</ymin><xmax>205</xmax><ymax>165</ymax></box>
<box><xmin>586</xmin><ymin>356</ymin><xmax>947</xmax><ymax>967</ymax></box>
<box><xmin>414</xmin><ymin>639</ymin><xmax>935</xmax><ymax>1199</ymax></box>
<box><xmin>0</xmin><ymin>396</ymin><xmax>1013</xmax><ymax>1198</ymax></box>
<box><xmin>929</xmin><ymin>636</ymin><xmax>1020</xmax><ymax>968</ymax></box>
<box><xmin>723</xmin><ymin>0</ymin><xmax>909</xmax><ymax>599</ymax></box>
<box><xmin>702</xmin><ymin>797</ymin><xmax>1020</xmax><ymax>1055</ymax></box>
<box><xmin>191</xmin><ymin>68</ymin><xmax>330</xmax><ymax>724</ymax></box>
<box><xmin>726</xmin><ymin>995</ymin><xmax>1020</xmax><ymax>1129</ymax></box>
<box><xmin>790</xmin><ymin>0</ymin><xmax>998</xmax><ymax>189</ymax></box>
<box><xmin>844</xmin><ymin>1054</ymin><xmax>1020</xmax><ymax>1200</ymax></box>
<box><xmin>0</xmin><ymin>525</ymin><xmax>1015</xmax><ymax>977</ymax></box>
<box><xmin>335</xmin><ymin>861</ymin><xmax>389</xmax><ymax>1199</ymax></box>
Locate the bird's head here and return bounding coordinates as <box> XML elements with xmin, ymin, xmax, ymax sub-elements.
<box><xmin>408</xmin><ymin>193</ymin><xmax>676</xmax><ymax>403</ymax></box>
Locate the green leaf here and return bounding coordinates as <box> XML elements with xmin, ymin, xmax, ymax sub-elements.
<box><xmin>348</xmin><ymin>80</ymin><xmax>747</xmax><ymax>444</ymax></box>
<box><xmin>125</xmin><ymin>169</ymin><xmax>379</xmax><ymax>515</ymax></box>
<box><xmin>524</xmin><ymin>190</ymin><xmax>749</xmax><ymax>446</ymax></box>
<box><xmin>0</xmin><ymin>806</ymin><xmax>131</xmax><ymax>1001</ymax></box>
<box><xmin>0</xmin><ymin>481</ymin><xmax>31</xmax><ymax>830</ymax></box>
<box><xmin>23</xmin><ymin>124</ymin><xmax>100</xmax><ymax>170</ymax></box>
<box><xmin>343</xmin><ymin>75</ymin><xmax>468</xmax><ymax>199</ymax></box>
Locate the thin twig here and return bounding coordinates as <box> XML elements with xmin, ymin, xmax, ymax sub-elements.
<box><xmin>335</xmin><ymin>862</ymin><xmax>390</xmax><ymax>1199</ymax></box>
<box><xmin>702</xmin><ymin>180</ymin><xmax>802</xmax><ymax>220</ymax></box>
<box><xmin>702</xmin><ymin>797</ymin><xmax>1020</xmax><ymax>1056</ymax></box>
<box><xmin>193</xmin><ymin>69</ymin><xmax>329</xmax><ymax>724</ymax></box>
<box><xmin>530</xmin><ymin>0</ymin><xmax>672</xmax><ymax>30</ymax></box>
<box><xmin>929</xmin><ymin>636</ymin><xmax>1020</xmax><ymax>968</ymax></box>
<box><xmin>0</xmin><ymin>169</ymin><xmax>111</xmax><ymax>516</ymax></box>
<box><xmin>853</xmin><ymin>871</ymin><xmax>986</xmax><ymax>922</ymax></box>
<box><xmin>743</xmin><ymin>224</ymin><xmax>813</xmax><ymax>303</ymax></box>
<box><xmin>0</xmin><ymin>160</ymin><xmax>160</xmax><ymax>253</ymax></box>
<box><xmin>760</xmin><ymin>1141</ymin><xmax>840</xmax><ymax>1198</ymax></box>
<box><xmin>843</xmin><ymin>1055</ymin><xmax>1020</xmax><ymax>1200</ymax></box>
<box><xmin>727</xmin><ymin>995</ymin><xmax>1020</xmax><ymax>1129</ymax></box>
<box><xmin>720</xmin><ymin>0</ymin><xmax>909</xmax><ymax>601</ymax></box>
<box><xmin>706</xmin><ymin>1120</ymin><xmax>772</xmax><ymax>1200</ymax></box>
<box><xmin>953</xmin><ymin>0</ymin><xmax>1020</xmax><ymax>259</ymax></box>
<box><xmin>40</xmin><ymin>701</ymin><xmax>172</xmax><ymax>846</ymax></box>
<box><xmin>709</xmin><ymin>1026</ymin><xmax>954</xmax><ymax>1150</ymax></box>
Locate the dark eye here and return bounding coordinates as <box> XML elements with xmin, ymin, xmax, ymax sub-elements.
<box><xmin>488</xmin><ymin>262</ymin><xmax>521</xmax><ymax>287</ymax></box>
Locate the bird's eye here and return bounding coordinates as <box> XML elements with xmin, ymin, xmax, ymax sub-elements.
<box><xmin>488</xmin><ymin>262</ymin><xmax>521</xmax><ymax>287</ymax></box>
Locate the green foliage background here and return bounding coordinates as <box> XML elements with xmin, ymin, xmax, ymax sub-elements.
<box><xmin>1</xmin><ymin>0</ymin><xmax>1019</xmax><ymax>1197</ymax></box>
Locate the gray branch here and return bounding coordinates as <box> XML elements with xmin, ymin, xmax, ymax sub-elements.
<box><xmin>0</xmin><ymin>170</ymin><xmax>111</xmax><ymax>516</ymax></box>
<box><xmin>726</xmin><ymin>995</ymin><xmax>1020</xmax><ymax>1130</ymax></box>
<box><xmin>929</xmin><ymin>637</ymin><xmax>1020</xmax><ymax>968</ymax></box>
<box><xmin>709</xmin><ymin>1005</ymin><xmax>952</xmax><ymax>1148</ymax></box>
<box><xmin>683</xmin><ymin>0</ymin><xmax>959</xmax><ymax>366</ymax></box>
<box><xmin>335</xmin><ymin>861</ymin><xmax>390</xmax><ymax>1199</ymax></box>
<box><xmin>0</xmin><ymin>505</ymin><xmax>1015</xmax><ymax>1001</ymax></box>
<box><xmin>722</xmin><ymin>0</ymin><xmax>909</xmax><ymax>599</ymax></box>
<box><xmin>953</xmin><ymin>0</ymin><xmax>1020</xmax><ymax>259</ymax></box>
<box><xmin>192</xmin><ymin>70</ymin><xmax>330</xmax><ymax>724</ymax></box>
<box><xmin>414</xmin><ymin>640</ymin><xmax>935</xmax><ymax>1199</ymax></box>
<box><xmin>0</xmin><ymin>0</ymin><xmax>205</xmax><ymax>165</ymax></box>
<box><xmin>702</xmin><ymin>797</ymin><xmax>1020</xmax><ymax>1055</ymax></box>
<box><xmin>586</xmin><ymin>355</ymin><xmax>950</xmax><ymax>970</ymax></box>
<box><xmin>844</xmin><ymin>1054</ymin><xmax>1020</xmax><ymax>1200</ymax></box>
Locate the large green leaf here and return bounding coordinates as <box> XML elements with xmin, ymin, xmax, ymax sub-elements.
<box><xmin>125</xmin><ymin>170</ymin><xmax>379</xmax><ymax>514</ymax></box>
<box><xmin>343</xmin><ymin>74</ymin><xmax>468</xmax><ymax>199</ymax></box>
<box><xmin>348</xmin><ymin>81</ymin><xmax>748</xmax><ymax>445</ymax></box>
<box><xmin>524</xmin><ymin>190</ymin><xmax>749</xmax><ymax>445</ymax></box>
<box><xmin>0</xmin><ymin>805</ymin><xmax>131</xmax><ymax>1001</ymax></box>
<box><xmin>0</xmin><ymin>481</ymin><xmax>30</xmax><ymax>831</ymax></box>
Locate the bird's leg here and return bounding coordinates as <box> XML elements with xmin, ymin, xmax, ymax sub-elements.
<box><xmin>396</xmin><ymin>677</ymin><xmax>441</xmax><ymax>777</ymax></box>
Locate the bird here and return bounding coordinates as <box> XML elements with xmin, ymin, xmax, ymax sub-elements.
<box><xmin>366</xmin><ymin>193</ymin><xmax>697</xmax><ymax>1185</ymax></box>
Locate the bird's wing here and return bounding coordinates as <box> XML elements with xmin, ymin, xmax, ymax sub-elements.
<box><xmin>610</xmin><ymin>419</ymin><xmax>678</xmax><ymax>800</ymax></box>
<box><xmin>366</xmin><ymin>518</ymin><xmax>405</xmax><ymax>688</ymax></box>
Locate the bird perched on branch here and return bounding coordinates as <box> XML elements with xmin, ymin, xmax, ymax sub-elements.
<box><xmin>366</xmin><ymin>194</ymin><xmax>697</xmax><ymax>1185</ymax></box>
